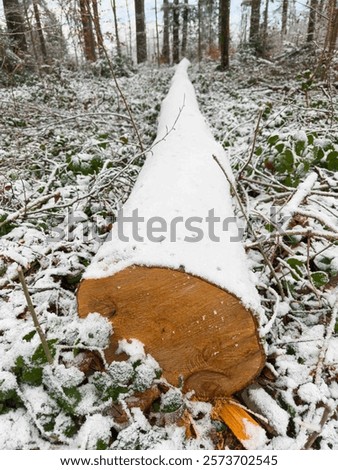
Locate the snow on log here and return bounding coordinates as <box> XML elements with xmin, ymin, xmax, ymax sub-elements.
<box><xmin>77</xmin><ymin>59</ymin><xmax>265</xmax><ymax>400</ymax></box>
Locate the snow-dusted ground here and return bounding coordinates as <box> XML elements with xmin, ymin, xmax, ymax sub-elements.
<box><xmin>0</xmin><ymin>58</ymin><xmax>337</xmax><ymax>449</ymax></box>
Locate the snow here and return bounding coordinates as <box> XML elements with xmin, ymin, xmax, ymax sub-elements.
<box><xmin>0</xmin><ymin>409</ymin><xmax>44</xmax><ymax>450</ymax></box>
<box><xmin>242</xmin><ymin>385</ymin><xmax>289</xmax><ymax>435</ymax></box>
<box><xmin>325</xmin><ymin>338</ymin><xmax>338</xmax><ymax>365</ymax></box>
<box><xmin>75</xmin><ymin>414</ymin><xmax>113</xmax><ymax>449</ymax></box>
<box><xmin>298</xmin><ymin>383</ymin><xmax>324</xmax><ymax>404</ymax></box>
<box><xmin>84</xmin><ymin>59</ymin><xmax>262</xmax><ymax>316</ymax></box>
<box><xmin>242</xmin><ymin>418</ymin><xmax>267</xmax><ymax>450</ymax></box>
<box><xmin>280</xmin><ymin>171</ymin><xmax>318</xmax><ymax>229</ymax></box>
<box><xmin>0</xmin><ymin>59</ymin><xmax>337</xmax><ymax>450</ymax></box>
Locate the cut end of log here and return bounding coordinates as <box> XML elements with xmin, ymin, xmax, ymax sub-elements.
<box><xmin>77</xmin><ymin>265</ymin><xmax>265</xmax><ymax>401</ymax></box>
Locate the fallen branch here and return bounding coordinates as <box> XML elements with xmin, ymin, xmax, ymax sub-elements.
<box><xmin>0</xmin><ymin>191</ymin><xmax>60</xmax><ymax>229</ymax></box>
<box><xmin>18</xmin><ymin>267</ymin><xmax>53</xmax><ymax>365</ymax></box>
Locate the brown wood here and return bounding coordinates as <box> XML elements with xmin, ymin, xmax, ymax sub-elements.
<box><xmin>212</xmin><ymin>398</ymin><xmax>265</xmax><ymax>449</ymax></box>
<box><xmin>77</xmin><ymin>266</ymin><xmax>265</xmax><ymax>400</ymax></box>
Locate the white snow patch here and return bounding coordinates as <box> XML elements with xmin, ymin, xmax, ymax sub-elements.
<box><xmin>242</xmin><ymin>386</ymin><xmax>289</xmax><ymax>435</ymax></box>
<box><xmin>298</xmin><ymin>382</ymin><xmax>323</xmax><ymax>404</ymax></box>
<box><xmin>241</xmin><ymin>418</ymin><xmax>267</xmax><ymax>450</ymax></box>
<box><xmin>117</xmin><ymin>338</ymin><xmax>146</xmax><ymax>360</ymax></box>
<box><xmin>325</xmin><ymin>337</ymin><xmax>338</xmax><ymax>365</ymax></box>
<box><xmin>75</xmin><ymin>414</ymin><xmax>113</xmax><ymax>449</ymax></box>
<box><xmin>0</xmin><ymin>409</ymin><xmax>43</xmax><ymax>449</ymax></box>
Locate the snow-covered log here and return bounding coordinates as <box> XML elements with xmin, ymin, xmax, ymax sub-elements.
<box><xmin>77</xmin><ymin>59</ymin><xmax>265</xmax><ymax>400</ymax></box>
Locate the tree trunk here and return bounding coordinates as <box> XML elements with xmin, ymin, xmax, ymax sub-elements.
<box><xmin>249</xmin><ymin>0</ymin><xmax>261</xmax><ymax>53</ymax></box>
<box><xmin>219</xmin><ymin>0</ymin><xmax>230</xmax><ymax>69</ymax></box>
<box><xmin>91</xmin><ymin>0</ymin><xmax>104</xmax><ymax>56</ymax></box>
<box><xmin>155</xmin><ymin>0</ymin><xmax>160</xmax><ymax>65</ymax></box>
<box><xmin>262</xmin><ymin>0</ymin><xmax>269</xmax><ymax>55</ymax></box>
<box><xmin>111</xmin><ymin>0</ymin><xmax>122</xmax><ymax>57</ymax></box>
<box><xmin>281</xmin><ymin>0</ymin><xmax>288</xmax><ymax>35</ymax></box>
<box><xmin>33</xmin><ymin>0</ymin><xmax>48</xmax><ymax>63</ymax></box>
<box><xmin>181</xmin><ymin>0</ymin><xmax>188</xmax><ymax>57</ymax></box>
<box><xmin>307</xmin><ymin>0</ymin><xmax>318</xmax><ymax>43</ymax></box>
<box><xmin>3</xmin><ymin>0</ymin><xmax>28</xmax><ymax>56</ymax></box>
<box><xmin>162</xmin><ymin>0</ymin><xmax>170</xmax><ymax>63</ymax></box>
<box><xmin>207</xmin><ymin>0</ymin><xmax>214</xmax><ymax>53</ymax></box>
<box><xmin>328</xmin><ymin>8</ymin><xmax>338</xmax><ymax>53</ymax></box>
<box><xmin>79</xmin><ymin>0</ymin><xmax>97</xmax><ymax>62</ymax></box>
<box><xmin>134</xmin><ymin>0</ymin><xmax>147</xmax><ymax>63</ymax></box>
<box><xmin>172</xmin><ymin>0</ymin><xmax>180</xmax><ymax>63</ymax></box>
<box><xmin>77</xmin><ymin>59</ymin><xmax>265</xmax><ymax>401</ymax></box>
<box><xmin>198</xmin><ymin>0</ymin><xmax>202</xmax><ymax>61</ymax></box>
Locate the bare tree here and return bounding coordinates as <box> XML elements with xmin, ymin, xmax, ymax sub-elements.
<box><xmin>91</xmin><ymin>0</ymin><xmax>104</xmax><ymax>57</ymax></box>
<box><xmin>3</xmin><ymin>0</ymin><xmax>28</xmax><ymax>56</ymax></box>
<box><xmin>328</xmin><ymin>8</ymin><xmax>338</xmax><ymax>53</ymax></box>
<box><xmin>249</xmin><ymin>0</ymin><xmax>261</xmax><ymax>53</ymax></box>
<box><xmin>219</xmin><ymin>0</ymin><xmax>230</xmax><ymax>69</ymax></box>
<box><xmin>181</xmin><ymin>0</ymin><xmax>189</xmax><ymax>57</ymax></box>
<box><xmin>161</xmin><ymin>0</ymin><xmax>170</xmax><ymax>63</ymax></box>
<box><xmin>155</xmin><ymin>0</ymin><xmax>160</xmax><ymax>65</ymax></box>
<box><xmin>172</xmin><ymin>0</ymin><xmax>180</xmax><ymax>63</ymax></box>
<box><xmin>134</xmin><ymin>0</ymin><xmax>147</xmax><ymax>63</ymax></box>
<box><xmin>111</xmin><ymin>0</ymin><xmax>122</xmax><ymax>57</ymax></box>
<box><xmin>281</xmin><ymin>0</ymin><xmax>288</xmax><ymax>35</ymax></box>
<box><xmin>307</xmin><ymin>0</ymin><xmax>318</xmax><ymax>43</ymax></box>
<box><xmin>262</xmin><ymin>0</ymin><xmax>269</xmax><ymax>54</ymax></box>
<box><xmin>79</xmin><ymin>0</ymin><xmax>96</xmax><ymax>61</ymax></box>
<box><xmin>33</xmin><ymin>0</ymin><xmax>47</xmax><ymax>62</ymax></box>
<box><xmin>198</xmin><ymin>0</ymin><xmax>202</xmax><ymax>61</ymax></box>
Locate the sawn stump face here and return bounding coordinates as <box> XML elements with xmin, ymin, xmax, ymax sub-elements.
<box><xmin>77</xmin><ymin>266</ymin><xmax>265</xmax><ymax>400</ymax></box>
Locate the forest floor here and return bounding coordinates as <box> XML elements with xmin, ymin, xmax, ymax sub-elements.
<box><xmin>0</xmin><ymin>56</ymin><xmax>337</xmax><ymax>450</ymax></box>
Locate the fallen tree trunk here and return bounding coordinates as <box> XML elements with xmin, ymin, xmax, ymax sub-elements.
<box><xmin>77</xmin><ymin>59</ymin><xmax>265</xmax><ymax>401</ymax></box>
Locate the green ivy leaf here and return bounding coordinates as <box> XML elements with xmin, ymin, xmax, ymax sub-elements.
<box><xmin>326</xmin><ymin>151</ymin><xmax>338</xmax><ymax>171</ymax></box>
<box><xmin>23</xmin><ymin>331</ymin><xmax>36</xmax><ymax>342</ymax></box>
<box><xmin>268</xmin><ymin>135</ymin><xmax>279</xmax><ymax>145</ymax></box>
<box><xmin>31</xmin><ymin>340</ymin><xmax>58</xmax><ymax>365</ymax></box>
<box><xmin>311</xmin><ymin>271</ymin><xmax>329</xmax><ymax>288</ymax></box>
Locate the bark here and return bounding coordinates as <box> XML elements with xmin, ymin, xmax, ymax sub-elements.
<box><xmin>198</xmin><ymin>0</ymin><xmax>202</xmax><ymax>61</ymax></box>
<box><xmin>181</xmin><ymin>0</ymin><xmax>189</xmax><ymax>57</ymax></box>
<box><xmin>262</xmin><ymin>0</ymin><xmax>269</xmax><ymax>55</ymax></box>
<box><xmin>155</xmin><ymin>0</ymin><xmax>160</xmax><ymax>65</ymax></box>
<box><xmin>111</xmin><ymin>0</ymin><xmax>121</xmax><ymax>57</ymax></box>
<box><xmin>328</xmin><ymin>8</ymin><xmax>338</xmax><ymax>53</ymax></box>
<box><xmin>207</xmin><ymin>0</ymin><xmax>214</xmax><ymax>52</ymax></box>
<box><xmin>219</xmin><ymin>0</ymin><xmax>230</xmax><ymax>69</ymax></box>
<box><xmin>134</xmin><ymin>0</ymin><xmax>147</xmax><ymax>63</ymax></box>
<box><xmin>3</xmin><ymin>0</ymin><xmax>28</xmax><ymax>56</ymax></box>
<box><xmin>162</xmin><ymin>0</ymin><xmax>170</xmax><ymax>63</ymax></box>
<box><xmin>172</xmin><ymin>0</ymin><xmax>180</xmax><ymax>63</ymax></box>
<box><xmin>92</xmin><ymin>0</ymin><xmax>104</xmax><ymax>56</ymax></box>
<box><xmin>33</xmin><ymin>0</ymin><xmax>47</xmax><ymax>62</ymax></box>
<box><xmin>249</xmin><ymin>0</ymin><xmax>261</xmax><ymax>52</ymax></box>
<box><xmin>307</xmin><ymin>0</ymin><xmax>318</xmax><ymax>43</ymax></box>
<box><xmin>281</xmin><ymin>0</ymin><xmax>288</xmax><ymax>35</ymax></box>
<box><xmin>79</xmin><ymin>0</ymin><xmax>97</xmax><ymax>61</ymax></box>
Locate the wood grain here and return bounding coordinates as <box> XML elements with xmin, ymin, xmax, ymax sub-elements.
<box><xmin>77</xmin><ymin>266</ymin><xmax>265</xmax><ymax>400</ymax></box>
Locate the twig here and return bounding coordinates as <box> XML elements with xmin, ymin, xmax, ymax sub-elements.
<box><xmin>238</xmin><ymin>109</ymin><xmax>263</xmax><ymax>179</ymax></box>
<box><xmin>0</xmin><ymin>191</ymin><xmax>60</xmax><ymax>229</ymax></box>
<box><xmin>303</xmin><ymin>405</ymin><xmax>332</xmax><ymax>449</ymax></box>
<box><xmin>245</xmin><ymin>228</ymin><xmax>338</xmax><ymax>248</ymax></box>
<box><xmin>294</xmin><ymin>208</ymin><xmax>338</xmax><ymax>234</ymax></box>
<box><xmin>260</xmin><ymin>286</ymin><xmax>281</xmax><ymax>337</ymax></box>
<box><xmin>213</xmin><ymin>154</ymin><xmax>285</xmax><ymax>300</ymax></box>
<box><xmin>18</xmin><ymin>268</ymin><xmax>53</xmax><ymax>365</ymax></box>
<box><xmin>280</xmin><ymin>171</ymin><xmax>318</xmax><ymax>231</ymax></box>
